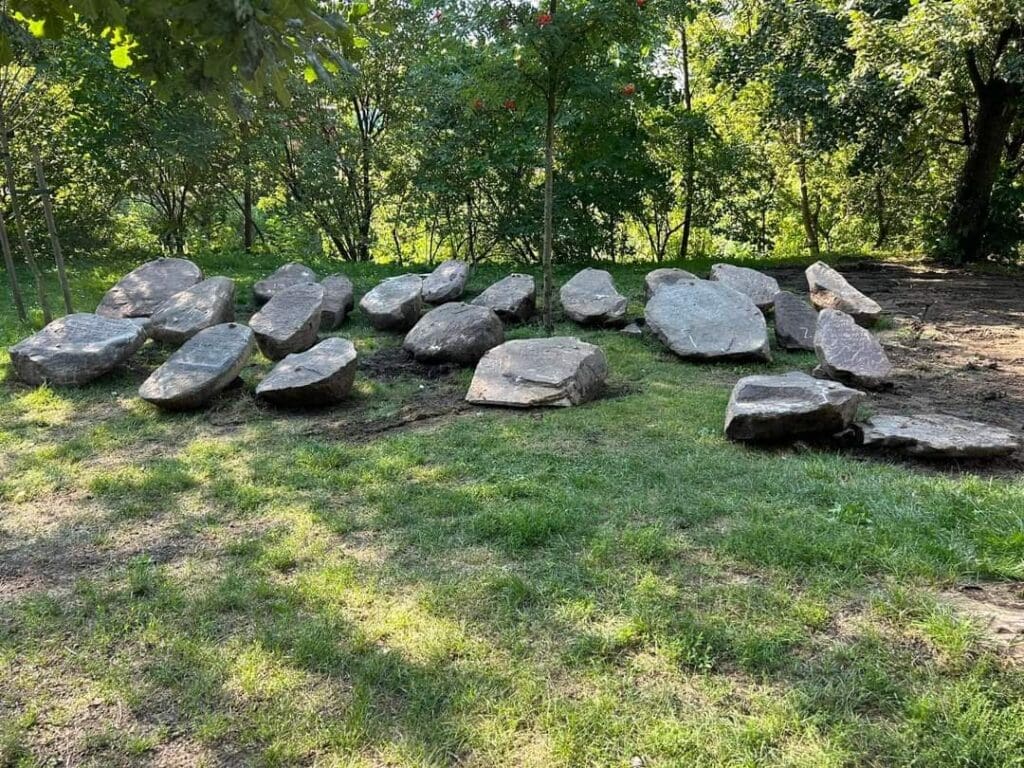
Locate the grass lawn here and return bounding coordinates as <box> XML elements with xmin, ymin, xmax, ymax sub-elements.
<box><xmin>2</xmin><ymin>250</ymin><xmax>1024</xmax><ymax>767</ymax></box>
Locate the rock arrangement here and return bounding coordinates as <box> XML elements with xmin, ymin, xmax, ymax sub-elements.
<box><xmin>860</xmin><ymin>414</ymin><xmax>1020</xmax><ymax>459</ymax></box>
<box><xmin>359</xmin><ymin>274</ymin><xmax>424</xmax><ymax>331</ymax></box>
<box><xmin>253</xmin><ymin>262</ymin><xmax>317</xmax><ymax>305</ymax></box>
<box><xmin>471</xmin><ymin>274</ymin><xmax>535</xmax><ymax>322</ymax></box>
<box><xmin>645</xmin><ymin>268</ymin><xmax>696</xmax><ymax>301</ymax></box>
<box><xmin>97</xmin><ymin>257</ymin><xmax>203</xmax><ymax>322</ymax></box>
<box><xmin>404</xmin><ymin>303</ymin><xmax>504</xmax><ymax>365</ymax></box>
<box><xmin>320</xmin><ymin>274</ymin><xmax>355</xmax><ymax>331</ymax></box>
<box><xmin>422</xmin><ymin>260</ymin><xmax>470</xmax><ymax>304</ymax></box>
<box><xmin>249</xmin><ymin>282</ymin><xmax>325</xmax><ymax>360</ymax></box>
<box><xmin>725</xmin><ymin>372</ymin><xmax>863</xmax><ymax>442</ymax></box>
<box><xmin>147</xmin><ymin>276</ymin><xmax>236</xmax><ymax>345</ymax></box>
<box><xmin>813</xmin><ymin>308</ymin><xmax>892</xmax><ymax>389</ymax></box>
<box><xmin>710</xmin><ymin>264</ymin><xmax>780</xmax><ymax>311</ymax></box>
<box><xmin>256</xmin><ymin>337</ymin><xmax>358</xmax><ymax>407</ymax></box>
<box><xmin>806</xmin><ymin>261</ymin><xmax>882</xmax><ymax>326</ymax></box>
<box><xmin>772</xmin><ymin>290</ymin><xmax>817</xmax><ymax>351</ymax></box>
<box><xmin>560</xmin><ymin>268</ymin><xmax>628</xmax><ymax>326</ymax></box>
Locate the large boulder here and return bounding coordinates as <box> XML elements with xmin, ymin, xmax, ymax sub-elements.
<box><xmin>710</xmin><ymin>264</ymin><xmax>780</xmax><ymax>311</ymax></box>
<box><xmin>805</xmin><ymin>261</ymin><xmax>882</xmax><ymax>326</ymax></box>
<box><xmin>422</xmin><ymin>260</ymin><xmax>470</xmax><ymax>304</ymax></box>
<box><xmin>860</xmin><ymin>414</ymin><xmax>1020</xmax><ymax>459</ymax></box>
<box><xmin>256</xmin><ymin>337</ymin><xmax>358</xmax><ymax>407</ymax></box>
<box><xmin>249</xmin><ymin>283</ymin><xmax>324</xmax><ymax>361</ymax></box>
<box><xmin>96</xmin><ymin>258</ymin><xmax>203</xmax><ymax>320</ymax></box>
<box><xmin>773</xmin><ymin>290</ymin><xmax>818</xmax><ymax>351</ymax></box>
<box><xmin>252</xmin><ymin>263</ymin><xmax>317</xmax><ymax>305</ymax></box>
<box><xmin>320</xmin><ymin>274</ymin><xmax>355</xmax><ymax>331</ymax></box>
<box><xmin>645</xmin><ymin>280</ymin><xmax>771</xmax><ymax>362</ymax></box>
<box><xmin>147</xmin><ymin>277</ymin><xmax>236</xmax><ymax>345</ymax></box>
<box><xmin>138</xmin><ymin>323</ymin><xmax>254</xmax><ymax>410</ymax></box>
<box><xmin>813</xmin><ymin>308</ymin><xmax>891</xmax><ymax>389</ymax></box>
<box><xmin>471</xmin><ymin>274</ymin><xmax>536</xmax><ymax>322</ymax></box>
<box><xmin>466</xmin><ymin>337</ymin><xmax>608</xmax><ymax>408</ymax></box>
<box><xmin>560</xmin><ymin>268</ymin><xmax>628</xmax><ymax>326</ymax></box>
<box><xmin>403</xmin><ymin>303</ymin><xmax>505</xmax><ymax>365</ymax></box>
<box><xmin>9</xmin><ymin>313</ymin><xmax>147</xmax><ymax>386</ymax></box>
<box><xmin>725</xmin><ymin>372</ymin><xmax>864</xmax><ymax>442</ymax></box>
<box><xmin>359</xmin><ymin>274</ymin><xmax>423</xmax><ymax>331</ymax></box>
<box><xmin>645</xmin><ymin>268</ymin><xmax>697</xmax><ymax>301</ymax></box>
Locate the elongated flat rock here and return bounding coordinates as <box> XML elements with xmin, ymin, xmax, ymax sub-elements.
<box><xmin>466</xmin><ymin>337</ymin><xmax>608</xmax><ymax>408</ymax></box>
<box><xmin>560</xmin><ymin>268</ymin><xmax>628</xmax><ymax>326</ymax></box>
<box><xmin>320</xmin><ymin>275</ymin><xmax>355</xmax><ymax>331</ymax></box>
<box><xmin>250</xmin><ymin>283</ymin><xmax>324</xmax><ymax>361</ymax></box>
<box><xmin>139</xmin><ymin>323</ymin><xmax>254</xmax><ymax>410</ymax></box>
<box><xmin>813</xmin><ymin>309</ymin><xmax>891</xmax><ymax>389</ymax></box>
<box><xmin>860</xmin><ymin>414</ymin><xmax>1020</xmax><ymax>459</ymax></box>
<box><xmin>9</xmin><ymin>313</ymin><xmax>147</xmax><ymax>386</ymax></box>
<box><xmin>148</xmin><ymin>277</ymin><xmax>236</xmax><ymax>345</ymax></box>
<box><xmin>422</xmin><ymin>260</ymin><xmax>470</xmax><ymax>304</ymax></box>
<box><xmin>725</xmin><ymin>372</ymin><xmax>864</xmax><ymax>442</ymax></box>
<box><xmin>360</xmin><ymin>275</ymin><xmax>423</xmax><ymax>331</ymax></box>
<box><xmin>645</xmin><ymin>268</ymin><xmax>697</xmax><ymax>301</ymax></box>
<box><xmin>710</xmin><ymin>264</ymin><xmax>780</xmax><ymax>311</ymax></box>
<box><xmin>806</xmin><ymin>261</ymin><xmax>882</xmax><ymax>326</ymax></box>
<box><xmin>253</xmin><ymin>263</ymin><xmax>317</xmax><ymax>305</ymax></box>
<box><xmin>256</xmin><ymin>337</ymin><xmax>358</xmax><ymax>407</ymax></box>
<box><xmin>645</xmin><ymin>280</ymin><xmax>771</xmax><ymax>362</ymax></box>
<box><xmin>404</xmin><ymin>303</ymin><xmax>505</xmax><ymax>365</ymax></box>
<box><xmin>97</xmin><ymin>258</ymin><xmax>203</xmax><ymax>319</ymax></box>
<box><xmin>471</xmin><ymin>274</ymin><xmax>536</xmax><ymax>322</ymax></box>
<box><xmin>773</xmin><ymin>290</ymin><xmax>817</xmax><ymax>351</ymax></box>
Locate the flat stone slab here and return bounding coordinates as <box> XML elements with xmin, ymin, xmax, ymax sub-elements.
<box><xmin>360</xmin><ymin>274</ymin><xmax>423</xmax><ymax>331</ymax></box>
<box><xmin>253</xmin><ymin>263</ymin><xmax>317</xmax><ymax>305</ymax></box>
<box><xmin>97</xmin><ymin>258</ymin><xmax>203</xmax><ymax>319</ymax></box>
<box><xmin>560</xmin><ymin>268</ymin><xmax>628</xmax><ymax>326</ymax></box>
<box><xmin>471</xmin><ymin>274</ymin><xmax>536</xmax><ymax>322</ymax></box>
<box><xmin>9</xmin><ymin>313</ymin><xmax>147</xmax><ymax>386</ymax></box>
<box><xmin>403</xmin><ymin>303</ymin><xmax>505</xmax><ymax>365</ymax></box>
<box><xmin>466</xmin><ymin>337</ymin><xmax>608</xmax><ymax>408</ymax></box>
<box><xmin>860</xmin><ymin>414</ymin><xmax>1020</xmax><ymax>459</ymax></box>
<box><xmin>645</xmin><ymin>268</ymin><xmax>697</xmax><ymax>301</ymax></box>
<box><xmin>806</xmin><ymin>261</ymin><xmax>882</xmax><ymax>326</ymax></box>
<box><xmin>249</xmin><ymin>283</ymin><xmax>324</xmax><ymax>361</ymax></box>
<box><xmin>320</xmin><ymin>275</ymin><xmax>355</xmax><ymax>331</ymax></box>
<box><xmin>422</xmin><ymin>260</ymin><xmax>470</xmax><ymax>304</ymax></box>
<box><xmin>147</xmin><ymin>277</ymin><xmax>236</xmax><ymax>345</ymax></box>
<box><xmin>645</xmin><ymin>280</ymin><xmax>771</xmax><ymax>362</ymax></box>
<box><xmin>139</xmin><ymin>323</ymin><xmax>254</xmax><ymax>410</ymax></box>
<box><xmin>814</xmin><ymin>308</ymin><xmax>891</xmax><ymax>388</ymax></box>
<box><xmin>256</xmin><ymin>337</ymin><xmax>358</xmax><ymax>406</ymax></box>
<box><xmin>773</xmin><ymin>290</ymin><xmax>818</xmax><ymax>351</ymax></box>
<box><xmin>725</xmin><ymin>372</ymin><xmax>864</xmax><ymax>442</ymax></box>
<box><xmin>710</xmin><ymin>264</ymin><xmax>780</xmax><ymax>311</ymax></box>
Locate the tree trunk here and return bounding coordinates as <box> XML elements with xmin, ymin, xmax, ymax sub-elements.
<box><xmin>542</xmin><ymin>84</ymin><xmax>556</xmax><ymax>334</ymax></box>
<box><xmin>678</xmin><ymin>20</ymin><xmax>695</xmax><ymax>261</ymax></box>
<box><xmin>873</xmin><ymin>179</ymin><xmax>888</xmax><ymax>249</ymax></box>
<box><xmin>241</xmin><ymin>121</ymin><xmax>255</xmax><ymax>252</ymax></box>
<box><xmin>795</xmin><ymin>124</ymin><xmax>820</xmax><ymax>260</ymax></box>
<box><xmin>33</xmin><ymin>149</ymin><xmax>73</xmax><ymax>314</ymax></box>
<box><xmin>0</xmin><ymin>206</ymin><xmax>26</xmax><ymax>321</ymax></box>
<box><xmin>358</xmin><ymin>137</ymin><xmax>373</xmax><ymax>262</ymax></box>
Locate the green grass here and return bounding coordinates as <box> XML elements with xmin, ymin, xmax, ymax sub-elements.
<box><xmin>1</xmin><ymin>249</ymin><xmax>1023</xmax><ymax>767</ymax></box>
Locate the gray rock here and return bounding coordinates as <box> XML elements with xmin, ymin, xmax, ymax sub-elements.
<box><xmin>813</xmin><ymin>308</ymin><xmax>892</xmax><ymax>389</ymax></box>
<box><xmin>9</xmin><ymin>313</ymin><xmax>147</xmax><ymax>386</ymax></box>
<box><xmin>725</xmin><ymin>372</ymin><xmax>864</xmax><ymax>442</ymax></box>
<box><xmin>147</xmin><ymin>277</ymin><xmax>236</xmax><ymax>345</ymax></box>
<box><xmin>253</xmin><ymin>263</ymin><xmax>317</xmax><ymax>305</ymax></box>
<box><xmin>621</xmin><ymin>322</ymin><xmax>643</xmax><ymax>337</ymax></box>
<box><xmin>97</xmin><ymin>258</ymin><xmax>203</xmax><ymax>319</ymax></box>
<box><xmin>645</xmin><ymin>268</ymin><xmax>697</xmax><ymax>301</ymax></box>
<box><xmin>403</xmin><ymin>303</ymin><xmax>505</xmax><ymax>365</ymax></box>
<box><xmin>466</xmin><ymin>337</ymin><xmax>608</xmax><ymax>408</ymax></box>
<box><xmin>645</xmin><ymin>280</ymin><xmax>771</xmax><ymax>362</ymax></box>
<box><xmin>422</xmin><ymin>260</ymin><xmax>471</xmax><ymax>304</ymax></box>
<box><xmin>249</xmin><ymin>283</ymin><xmax>324</xmax><ymax>361</ymax></box>
<box><xmin>860</xmin><ymin>414</ymin><xmax>1020</xmax><ymax>459</ymax></box>
<box><xmin>138</xmin><ymin>323</ymin><xmax>254</xmax><ymax>410</ymax></box>
<box><xmin>359</xmin><ymin>274</ymin><xmax>423</xmax><ymax>331</ymax></box>
<box><xmin>256</xmin><ymin>337</ymin><xmax>358</xmax><ymax>406</ymax></box>
<box><xmin>560</xmin><ymin>268</ymin><xmax>628</xmax><ymax>326</ymax></box>
<box><xmin>710</xmin><ymin>264</ymin><xmax>780</xmax><ymax>311</ymax></box>
<box><xmin>471</xmin><ymin>274</ymin><xmax>535</xmax><ymax>322</ymax></box>
<box><xmin>806</xmin><ymin>261</ymin><xmax>882</xmax><ymax>326</ymax></box>
<box><xmin>773</xmin><ymin>290</ymin><xmax>818</xmax><ymax>351</ymax></box>
<box><xmin>320</xmin><ymin>274</ymin><xmax>355</xmax><ymax>331</ymax></box>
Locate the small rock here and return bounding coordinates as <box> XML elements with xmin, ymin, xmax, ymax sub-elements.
<box><xmin>860</xmin><ymin>414</ymin><xmax>1020</xmax><ymax>459</ymax></box>
<box><xmin>320</xmin><ymin>274</ymin><xmax>355</xmax><ymax>330</ymax></box>
<box><xmin>644</xmin><ymin>268</ymin><xmax>696</xmax><ymax>301</ymax></box>
<box><xmin>805</xmin><ymin>261</ymin><xmax>882</xmax><ymax>326</ymax></box>
<box><xmin>466</xmin><ymin>337</ymin><xmax>608</xmax><ymax>408</ymax></box>
<box><xmin>9</xmin><ymin>313</ymin><xmax>147</xmax><ymax>386</ymax></box>
<box><xmin>404</xmin><ymin>303</ymin><xmax>505</xmax><ymax>365</ymax></box>
<box><xmin>560</xmin><ymin>268</ymin><xmax>628</xmax><ymax>326</ymax></box>
<box><xmin>139</xmin><ymin>323</ymin><xmax>255</xmax><ymax>410</ymax></box>
<box><xmin>249</xmin><ymin>283</ymin><xmax>324</xmax><ymax>361</ymax></box>
<box><xmin>256</xmin><ymin>337</ymin><xmax>358</xmax><ymax>406</ymax></box>
<box><xmin>147</xmin><ymin>276</ymin><xmax>236</xmax><ymax>345</ymax></box>
<box><xmin>471</xmin><ymin>274</ymin><xmax>536</xmax><ymax>322</ymax></box>
<box><xmin>96</xmin><ymin>258</ymin><xmax>203</xmax><ymax>319</ymax></box>
<box><xmin>710</xmin><ymin>264</ymin><xmax>780</xmax><ymax>311</ymax></box>
<box><xmin>813</xmin><ymin>308</ymin><xmax>892</xmax><ymax>389</ymax></box>
<box><xmin>725</xmin><ymin>372</ymin><xmax>864</xmax><ymax>442</ymax></box>
<box><xmin>360</xmin><ymin>274</ymin><xmax>424</xmax><ymax>331</ymax></box>
<box><xmin>773</xmin><ymin>290</ymin><xmax>818</xmax><ymax>351</ymax></box>
<box><xmin>422</xmin><ymin>260</ymin><xmax>470</xmax><ymax>304</ymax></box>
<box><xmin>252</xmin><ymin>263</ymin><xmax>317</xmax><ymax>305</ymax></box>
<box><xmin>621</xmin><ymin>322</ymin><xmax>643</xmax><ymax>337</ymax></box>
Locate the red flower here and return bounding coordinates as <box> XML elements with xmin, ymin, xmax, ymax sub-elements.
<box><xmin>537</xmin><ymin>12</ymin><xmax>552</xmax><ymax>27</ymax></box>
<box><xmin>622</xmin><ymin>83</ymin><xmax>637</xmax><ymax>97</ymax></box>
<box><xmin>504</xmin><ymin>99</ymin><xmax>517</xmax><ymax>112</ymax></box>
<box><xmin>637</xmin><ymin>0</ymin><xmax>646</xmax><ymax>7</ymax></box>
<box><xmin>473</xmin><ymin>98</ymin><xmax>484</xmax><ymax>111</ymax></box>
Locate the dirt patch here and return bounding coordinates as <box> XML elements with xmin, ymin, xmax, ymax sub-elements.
<box><xmin>941</xmin><ymin>583</ymin><xmax>1024</xmax><ymax>660</ymax></box>
<box><xmin>359</xmin><ymin>346</ymin><xmax>463</xmax><ymax>381</ymax></box>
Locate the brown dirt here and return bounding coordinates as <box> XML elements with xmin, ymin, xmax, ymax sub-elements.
<box><xmin>941</xmin><ymin>583</ymin><xmax>1024</xmax><ymax>660</ymax></box>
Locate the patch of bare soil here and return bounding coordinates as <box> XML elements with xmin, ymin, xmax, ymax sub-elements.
<box><xmin>941</xmin><ymin>583</ymin><xmax>1024</xmax><ymax>660</ymax></box>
